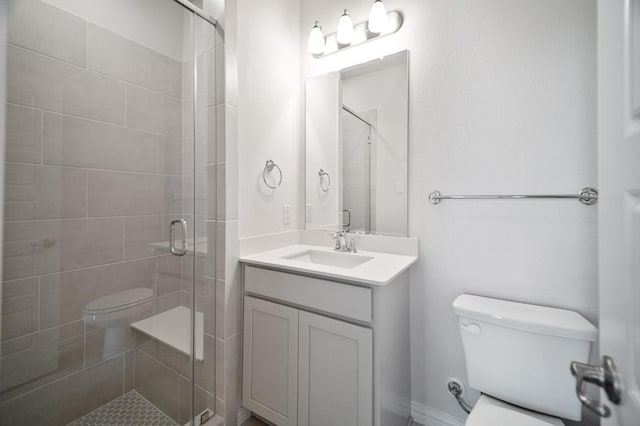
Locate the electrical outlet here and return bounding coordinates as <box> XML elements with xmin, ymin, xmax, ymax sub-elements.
<box><xmin>283</xmin><ymin>204</ymin><xmax>291</xmax><ymax>225</ymax></box>
<box><xmin>305</xmin><ymin>204</ymin><xmax>312</xmax><ymax>222</ymax></box>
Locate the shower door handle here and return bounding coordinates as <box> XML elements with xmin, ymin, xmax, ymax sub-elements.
<box><xmin>169</xmin><ymin>219</ymin><xmax>188</xmax><ymax>256</ymax></box>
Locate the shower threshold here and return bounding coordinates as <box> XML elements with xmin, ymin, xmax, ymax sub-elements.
<box><xmin>67</xmin><ymin>390</ymin><xmax>178</xmax><ymax>426</ymax></box>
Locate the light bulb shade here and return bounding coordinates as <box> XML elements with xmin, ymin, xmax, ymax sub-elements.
<box><xmin>308</xmin><ymin>22</ymin><xmax>325</xmax><ymax>55</ymax></box>
<box><xmin>336</xmin><ymin>10</ymin><xmax>354</xmax><ymax>45</ymax></box>
<box><xmin>368</xmin><ymin>0</ymin><xmax>388</xmax><ymax>33</ymax></box>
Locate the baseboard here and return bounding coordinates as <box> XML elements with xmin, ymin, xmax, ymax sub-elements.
<box><xmin>237</xmin><ymin>407</ymin><xmax>251</xmax><ymax>424</ymax></box>
<box><xmin>411</xmin><ymin>401</ymin><xmax>465</xmax><ymax>426</ymax></box>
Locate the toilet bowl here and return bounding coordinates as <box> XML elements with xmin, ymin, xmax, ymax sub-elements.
<box><xmin>453</xmin><ymin>294</ymin><xmax>597</xmax><ymax>425</ymax></box>
<box><xmin>84</xmin><ymin>288</ymin><xmax>153</xmax><ymax>359</ymax></box>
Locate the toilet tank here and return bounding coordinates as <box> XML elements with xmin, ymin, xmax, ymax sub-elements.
<box><xmin>453</xmin><ymin>294</ymin><xmax>597</xmax><ymax>421</ymax></box>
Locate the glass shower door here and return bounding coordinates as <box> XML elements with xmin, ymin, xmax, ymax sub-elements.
<box><xmin>0</xmin><ymin>1</ymin><xmax>217</xmax><ymax>424</ymax></box>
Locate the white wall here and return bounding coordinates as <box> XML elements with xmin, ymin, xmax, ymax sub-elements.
<box><xmin>300</xmin><ymin>0</ymin><xmax>597</xmax><ymax>424</ymax></box>
<box><xmin>237</xmin><ymin>0</ymin><xmax>301</xmax><ymax>238</ymax></box>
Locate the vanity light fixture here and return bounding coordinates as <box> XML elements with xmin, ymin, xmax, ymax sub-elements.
<box><xmin>336</xmin><ymin>9</ymin><xmax>354</xmax><ymax>45</ymax></box>
<box><xmin>368</xmin><ymin>0</ymin><xmax>388</xmax><ymax>33</ymax></box>
<box><xmin>308</xmin><ymin>7</ymin><xmax>402</xmax><ymax>57</ymax></box>
<box><xmin>308</xmin><ymin>21</ymin><xmax>325</xmax><ymax>55</ymax></box>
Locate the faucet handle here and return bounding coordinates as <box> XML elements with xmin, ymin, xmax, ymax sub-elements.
<box><xmin>331</xmin><ymin>232</ymin><xmax>342</xmax><ymax>250</ymax></box>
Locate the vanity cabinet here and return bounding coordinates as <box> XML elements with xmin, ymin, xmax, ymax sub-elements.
<box><xmin>298</xmin><ymin>310</ymin><xmax>373</xmax><ymax>426</ymax></box>
<box><xmin>241</xmin><ymin>264</ymin><xmax>410</xmax><ymax>426</ymax></box>
<box><xmin>243</xmin><ymin>297</ymin><xmax>299</xmax><ymax>426</ymax></box>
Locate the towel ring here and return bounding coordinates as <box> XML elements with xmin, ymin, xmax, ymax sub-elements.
<box><xmin>318</xmin><ymin>169</ymin><xmax>331</xmax><ymax>192</ymax></box>
<box><xmin>263</xmin><ymin>160</ymin><xmax>282</xmax><ymax>189</ymax></box>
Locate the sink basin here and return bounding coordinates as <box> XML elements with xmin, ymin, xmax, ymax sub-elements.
<box><xmin>282</xmin><ymin>250</ymin><xmax>373</xmax><ymax>269</ymax></box>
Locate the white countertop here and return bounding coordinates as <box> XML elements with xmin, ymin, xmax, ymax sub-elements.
<box><xmin>239</xmin><ymin>244</ymin><xmax>417</xmax><ymax>286</ymax></box>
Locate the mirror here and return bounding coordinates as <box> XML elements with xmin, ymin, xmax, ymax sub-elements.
<box><xmin>305</xmin><ymin>51</ymin><xmax>409</xmax><ymax>237</ymax></box>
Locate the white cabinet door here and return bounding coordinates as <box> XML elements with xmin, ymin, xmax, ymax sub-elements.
<box><xmin>243</xmin><ymin>297</ymin><xmax>299</xmax><ymax>426</ymax></box>
<box><xmin>298</xmin><ymin>311</ymin><xmax>373</xmax><ymax>426</ymax></box>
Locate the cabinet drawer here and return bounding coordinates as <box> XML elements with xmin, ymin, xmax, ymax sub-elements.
<box><xmin>245</xmin><ymin>266</ymin><xmax>372</xmax><ymax>323</ymax></box>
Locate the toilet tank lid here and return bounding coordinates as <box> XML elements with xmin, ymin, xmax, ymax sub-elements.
<box><xmin>452</xmin><ymin>294</ymin><xmax>597</xmax><ymax>341</ymax></box>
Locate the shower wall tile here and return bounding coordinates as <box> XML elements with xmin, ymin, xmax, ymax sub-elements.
<box><xmin>195</xmin><ymin>333</ymin><xmax>216</xmax><ymax>393</ymax></box>
<box><xmin>215</xmin><ymin>337</ymin><xmax>224</xmax><ymax>398</ymax></box>
<box><xmin>196</xmin><ymin>15</ymin><xmax>219</xmax><ymax>55</ymax></box>
<box><xmin>7</xmin><ymin>45</ymin><xmax>125</xmax><ymax>125</ymax></box>
<box><xmin>88</xmin><ymin>170</ymin><xmax>181</xmax><ymax>217</ymax></box>
<box><xmin>155</xmin><ymin>291</ymin><xmax>182</xmax><ymax>314</ymax></box>
<box><xmin>135</xmin><ymin>332</ymin><xmax>161</xmax><ymax>361</ymax></box>
<box><xmin>215</xmin><ymin>279</ymin><xmax>225</xmax><ymax>339</ymax></box>
<box><xmin>182</xmin><ymin>134</ymin><xmax>208</xmax><ymax>177</ymax></box>
<box><xmin>38</xmin><ymin>258</ymin><xmax>156</xmax><ymax>328</ymax></box>
<box><xmin>85</xmin><ymin>321</ymin><xmax>137</xmax><ymax>367</ymax></box>
<box><xmin>207</xmin><ymin>164</ymin><xmax>217</xmax><ymax>220</ymax></box>
<box><xmin>3</xmin><ymin>221</ymin><xmax>36</xmax><ymax>281</ymax></box>
<box><xmin>43</xmin><ymin>113</ymin><xmax>158</xmax><ymax>174</ymax></box>
<box><xmin>158</xmin><ymin>135</ymin><xmax>183</xmax><ymax>176</ymax></box>
<box><xmin>124</xmin><ymin>215</ymin><xmax>172</xmax><ymax>260</ymax></box>
<box><xmin>5</xmin><ymin>104</ymin><xmax>42</xmax><ymax>164</ymax></box>
<box><xmin>181</xmin><ymin>251</ymin><xmax>211</xmax><ymax>291</ymax></box>
<box><xmin>224</xmin><ymin>278</ymin><xmax>240</xmax><ymax>339</ymax></box>
<box><xmin>215</xmin><ymin>221</ymin><xmax>238</xmax><ymax>281</ymax></box>
<box><xmin>7</xmin><ymin>0</ymin><xmax>87</xmax><ymax>67</ymax></box>
<box><xmin>4</xmin><ymin>164</ymin><xmax>87</xmax><ymax>221</ymax></box>
<box><xmin>157</xmin><ymin>255</ymin><xmax>183</xmax><ymax>296</ymax></box>
<box><xmin>0</xmin><ymin>320</ymin><xmax>84</xmax><ymax>403</ymax></box>
<box><xmin>216</xmin><ymin>163</ymin><xmax>226</xmax><ymax>220</ymax></box>
<box><xmin>207</xmin><ymin>106</ymin><xmax>219</xmax><ymax>164</ymax></box>
<box><xmin>206</xmin><ymin>46</ymin><xmax>225</xmax><ymax>107</ymax></box>
<box><xmin>135</xmin><ymin>350</ymin><xmax>181</xmax><ymax>422</ymax></box>
<box><xmin>0</xmin><ymin>355</ymin><xmax>124</xmax><ymax>426</ymax></box>
<box><xmin>223</xmin><ymin>333</ymin><xmax>240</xmax><ymax>426</ymax></box>
<box><xmin>126</xmin><ymin>85</ymin><xmax>182</xmax><ymax>137</ymax></box>
<box><xmin>180</xmin><ymin>379</ymin><xmax>209</xmax><ymax>426</ymax></box>
<box><xmin>225</xmin><ymin>105</ymin><xmax>239</xmax><ymax>221</ymax></box>
<box><xmin>34</xmin><ymin>217</ymin><xmax>124</xmax><ymax>275</ymax></box>
<box><xmin>125</xmin><ymin>350</ymin><xmax>135</xmax><ymax>393</ymax></box>
<box><xmin>1</xmin><ymin>277</ymin><xmax>38</xmax><ymax>341</ymax></box>
<box><xmin>159</xmin><ymin>343</ymin><xmax>190</xmax><ymax>378</ymax></box>
<box><xmin>87</xmin><ymin>24</ymin><xmax>181</xmax><ymax>98</ymax></box>
<box><xmin>197</xmin><ymin>277</ymin><xmax>215</xmax><ymax>336</ymax></box>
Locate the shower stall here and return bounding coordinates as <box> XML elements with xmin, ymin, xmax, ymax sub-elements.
<box><xmin>341</xmin><ymin>106</ymin><xmax>376</xmax><ymax>234</ymax></box>
<box><xmin>0</xmin><ymin>0</ymin><xmax>222</xmax><ymax>424</ymax></box>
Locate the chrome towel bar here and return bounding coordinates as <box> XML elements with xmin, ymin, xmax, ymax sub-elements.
<box><xmin>428</xmin><ymin>187</ymin><xmax>598</xmax><ymax>205</ymax></box>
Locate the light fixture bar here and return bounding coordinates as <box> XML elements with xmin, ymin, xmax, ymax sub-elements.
<box><xmin>314</xmin><ymin>11</ymin><xmax>403</xmax><ymax>57</ymax></box>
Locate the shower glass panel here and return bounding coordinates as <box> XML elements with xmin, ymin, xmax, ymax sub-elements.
<box><xmin>0</xmin><ymin>1</ymin><xmax>217</xmax><ymax>425</ymax></box>
<box><xmin>341</xmin><ymin>108</ymin><xmax>375</xmax><ymax>233</ymax></box>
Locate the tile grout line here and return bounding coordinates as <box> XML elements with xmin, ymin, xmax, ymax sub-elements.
<box><xmin>7</xmin><ymin>42</ymin><xmax>184</xmax><ymax>101</ymax></box>
<box><xmin>7</xmin><ymin>101</ymin><xmax>184</xmax><ymax>140</ymax></box>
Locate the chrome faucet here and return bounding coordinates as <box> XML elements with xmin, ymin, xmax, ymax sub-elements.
<box><xmin>332</xmin><ymin>230</ymin><xmax>361</xmax><ymax>253</ymax></box>
<box><xmin>332</xmin><ymin>231</ymin><xmax>348</xmax><ymax>252</ymax></box>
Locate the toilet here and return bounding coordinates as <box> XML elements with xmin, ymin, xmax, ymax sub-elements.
<box><xmin>84</xmin><ymin>288</ymin><xmax>154</xmax><ymax>359</ymax></box>
<box><xmin>453</xmin><ymin>294</ymin><xmax>598</xmax><ymax>425</ymax></box>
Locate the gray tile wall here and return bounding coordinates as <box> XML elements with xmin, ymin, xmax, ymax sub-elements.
<box><xmin>0</xmin><ymin>1</ymin><xmax>219</xmax><ymax>425</ymax></box>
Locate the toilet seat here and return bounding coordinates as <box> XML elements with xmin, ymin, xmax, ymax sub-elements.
<box><xmin>84</xmin><ymin>288</ymin><xmax>153</xmax><ymax>316</ymax></box>
<box><xmin>466</xmin><ymin>395</ymin><xmax>564</xmax><ymax>426</ymax></box>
